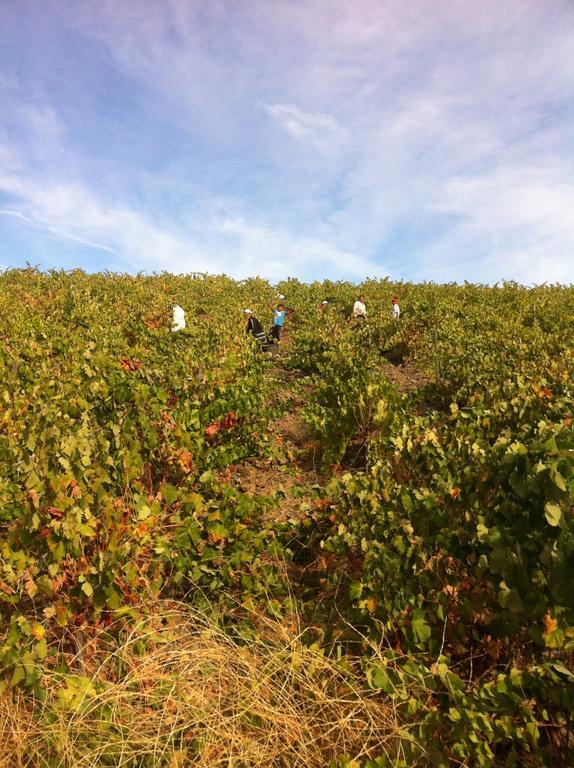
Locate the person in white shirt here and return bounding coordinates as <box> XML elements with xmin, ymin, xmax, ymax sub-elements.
<box><xmin>392</xmin><ymin>297</ymin><xmax>400</xmax><ymax>319</ymax></box>
<box><xmin>172</xmin><ymin>304</ymin><xmax>186</xmax><ymax>332</ymax></box>
<box><xmin>352</xmin><ymin>295</ymin><xmax>367</xmax><ymax>319</ymax></box>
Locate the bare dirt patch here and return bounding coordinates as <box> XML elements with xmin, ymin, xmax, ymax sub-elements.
<box><xmin>379</xmin><ymin>359</ymin><xmax>430</xmax><ymax>393</ymax></box>
<box><xmin>231</xmin><ymin>366</ymin><xmax>325</xmax><ymax>522</ymax></box>
<box><xmin>232</xmin><ymin>336</ymin><xmax>431</xmax><ymax>523</ymax></box>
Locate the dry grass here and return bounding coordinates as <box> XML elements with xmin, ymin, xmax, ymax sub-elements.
<box><xmin>0</xmin><ymin>602</ymin><xmax>414</xmax><ymax>768</ymax></box>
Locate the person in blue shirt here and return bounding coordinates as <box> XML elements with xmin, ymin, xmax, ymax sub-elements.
<box><xmin>269</xmin><ymin>303</ymin><xmax>293</xmax><ymax>342</ymax></box>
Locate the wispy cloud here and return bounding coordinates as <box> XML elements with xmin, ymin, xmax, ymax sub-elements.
<box><xmin>0</xmin><ymin>209</ymin><xmax>31</xmax><ymax>221</ymax></box>
<box><xmin>419</xmin><ymin>165</ymin><xmax>574</xmax><ymax>284</ymax></box>
<box><xmin>0</xmin><ymin>207</ymin><xmax>114</xmax><ymax>252</ymax></box>
<box><xmin>0</xmin><ymin>0</ymin><xmax>572</xmax><ymax>282</ymax></box>
<box><xmin>214</xmin><ymin>214</ymin><xmax>384</xmax><ymax>279</ymax></box>
<box><xmin>0</xmin><ymin>171</ymin><xmax>383</xmax><ymax>280</ymax></box>
<box><xmin>262</xmin><ymin>104</ymin><xmax>347</xmax><ymax>152</ymax></box>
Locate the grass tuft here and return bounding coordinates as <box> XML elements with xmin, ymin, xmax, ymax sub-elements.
<box><xmin>1</xmin><ymin>602</ymin><xmax>409</xmax><ymax>767</ymax></box>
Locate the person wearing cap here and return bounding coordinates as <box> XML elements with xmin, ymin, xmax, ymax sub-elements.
<box><xmin>392</xmin><ymin>297</ymin><xmax>401</xmax><ymax>319</ymax></box>
<box><xmin>318</xmin><ymin>299</ymin><xmax>328</xmax><ymax>314</ymax></box>
<box><xmin>244</xmin><ymin>309</ymin><xmax>267</xmax><ymax>344</ymax></box>
<box><xmin>269</xmin><ymin>302</ymin><xmax>293</xmax><ymax>342</ymax></box>
<box><xmin>352</xmin><ymin>295</ymin><xmax>367</xmax><ymax>320</ymax></box>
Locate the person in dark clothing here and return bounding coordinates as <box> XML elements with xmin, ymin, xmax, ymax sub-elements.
<box><xmin>244</xmin><ymin>309</ymin><xmax>267</xmax><ymax>344</ymax></box>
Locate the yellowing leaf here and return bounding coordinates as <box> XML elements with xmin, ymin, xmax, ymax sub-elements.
<box><xmin>31</xmin><ymin>623</ymin><xmax>45</xmax><ymax>640</ymax></box>
<box><xmin>543</xmin><ymin>613</ymin><xmax>558</xmax><ymax>636</ymax></box>
<box><xmin>544</xmin><ymin>502</ymin><xmax>562</xmax><ymax>527</ymax></box>
<box><xmin>137</xmin><ymin>505</ymin><xmax>152</xmax><ymax>521</ymax></box>
<box><xmin>207</xmin><ymin>522</ymin><xmax>228</xmax><ymax>543</ymax></box>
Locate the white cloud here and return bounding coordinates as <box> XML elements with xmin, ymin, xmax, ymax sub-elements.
<box><xmin>433</xmin><ymin>168</ymin><xmax>574</xmax><ymax>239</ymax></box>
<box><xmin>0</xmin><ymin>203</ymin><xmax>114</xmax><ymax>253</ymax></box>
<box><xmin>0</xmin><ymin>171</ymin><xmax>384</xmax><ymax>280</ymax></box>
<box><xmin>214</xmin><ymin>215</ymin><xmax>384</xmax><ymax>279</ymax></box>
<box><xmin>1</xmin><ymin>0</ymin><xmax>572</xmax><ymax>282</ymax></box>
<box><xmin>0</xmin><ymin>209</ymin><xmax>31</xmax><ymax>221</ymax></box>
<box><xmin>262</xmin><ymin>103</ymin><xmax>347</xmax><ymax>152</ymax></box>
<box><xmin>418</xmin><ymin>166</ymin><xmax>574</xmax><ymax>284</ymax></box>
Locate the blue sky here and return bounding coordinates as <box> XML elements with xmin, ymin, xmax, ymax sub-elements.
<box><xmin>1</xmin><ymin>0</ymin><xmax>573</xmax><ymax>283</ymax></box>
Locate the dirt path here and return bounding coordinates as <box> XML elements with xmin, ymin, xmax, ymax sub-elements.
<box><xmin>230</xmin><ymin>335</ymin><xmax>430</xmax><ymax>522</ymax></box>
<box><xmin>233</xmin><ymin>397</ymin><xmax>326</xmax><ymax>520</ymax></box>
<box><xmin>379</xmin><ymin>358</ymin><xmax>430</xmax><ymax>393</ymax></box>
<box><xmin>230</xmin><ymin>336</ymin><xmax>326</xmax><ymax>522</ymax></box>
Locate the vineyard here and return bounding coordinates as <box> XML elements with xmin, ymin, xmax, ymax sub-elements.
<box><xmin>1</xmin><ymin>267</ymin><xmax>573</xmax><ymax>767</ymax></box>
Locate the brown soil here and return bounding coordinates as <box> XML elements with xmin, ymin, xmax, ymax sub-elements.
<box><xmin>232</xmin><ymin>402</ymin><xmax>326</xmax><ymax>522</ymax></box>
<box><xmin>231</xmin><ymin>337</ymin><xmax>430</xmax><ymax>522</ymax></box>
<box><xmin>379</xmin><ymin>358</ymin><xmax>430</xmax><ymax>393</ymax></box>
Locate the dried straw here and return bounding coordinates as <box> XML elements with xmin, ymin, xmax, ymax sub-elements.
<box><xmin>1</xmin><ymin>602</ymin><xmax>414</xmax><ymax>767</ymax></box>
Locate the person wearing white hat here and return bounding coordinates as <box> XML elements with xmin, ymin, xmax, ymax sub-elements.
<box><xmin>244</xmin><ymin>309</ymin><xmax>267</xmax><ymax>344</ymax></box>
